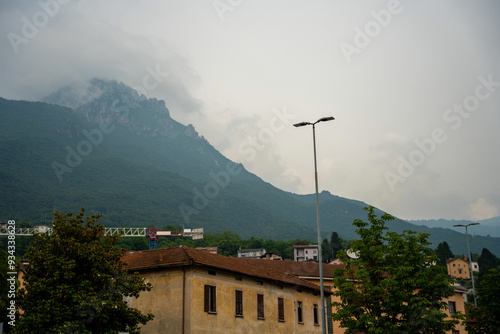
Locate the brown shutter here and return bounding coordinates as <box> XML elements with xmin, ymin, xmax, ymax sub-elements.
<box><xmin>204</xmin><ymin>285</ymin><xmax>209</xmax><ymax>312</ymax></box>
<box><xmin>278</xmin><ymin>297</ymin><xmax>284</xmax><ymax>321</ymax></box>
<box><xmin>212</xmin><ymin>286</ymin><xmax>217</xmax><ymax>312</ymax></box>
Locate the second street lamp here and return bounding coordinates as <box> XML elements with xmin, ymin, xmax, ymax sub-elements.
<box><xmin>294</xmin><ymin>116</ymin><xmax>334</xmax><ymax>334</ymax></box>
<box><xmin>453</xmin><ymin>222</ymin><xmax>479</xmax><ymax>307</ymax></box>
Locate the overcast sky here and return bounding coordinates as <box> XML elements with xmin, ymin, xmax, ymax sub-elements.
<box><xmin>1</xmin><ymin>1</ymin><xmax>499</xmax><ymax>221</ymax></box>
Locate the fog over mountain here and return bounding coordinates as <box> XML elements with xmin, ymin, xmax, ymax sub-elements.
<box><xmin>1</xmin><ymin>78</ymin><xmax>499</xmax><ymax>256</ymax></box>
<box><xmin>1</xmin><ymin>1</ymin><xmax>499</xmax><ymax>222</ymax></box>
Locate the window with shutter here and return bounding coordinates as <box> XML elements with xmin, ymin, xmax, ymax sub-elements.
<box><xmin>278</xmin><ymin>297</ymin><xmax>285</xmax><ymax>322</ymax></box>
<box><xmin>257</xmin><ymin>294</ymin><xmax>265</xmax><ymax>319</ymax></box>
<box><xmin>204</xmin><ymin>285</ymin><xmax>216</xmax><ymax>313</ymax></box>
<box><xmin>235</xmin><ymin>290</ymin><xmax>243</xmax><ymax>317</ymax></box>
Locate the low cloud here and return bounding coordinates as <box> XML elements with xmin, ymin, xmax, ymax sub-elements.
<box><xmin>0</xmin><ymin>2</ymin><xmax>202</xmax><ymax>116</ymax></box>
<box><xmin>469</xmin><ymin>198</ymin><xmax>499</xmax><ymax>221</ymax></box>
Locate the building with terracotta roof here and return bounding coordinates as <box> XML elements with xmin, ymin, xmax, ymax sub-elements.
<box><xmin>238</xmin><ymin>257</ymin><xmax>468</xmax><ymax>334</ymax></box>
<box><xmin>123</xmin><ymin>246</ymin><xmax>331</xmax><ymax>333</ymax></box>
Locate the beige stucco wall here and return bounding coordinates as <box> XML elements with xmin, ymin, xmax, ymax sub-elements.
<box><xmin>129</xmin><ymin>266</ymin><xmax>324</xmax><ymax>334</ymax></box>
<box><xmin>128</xmin><ymin>267</ymin><xmax>186</xmax><ymax>333</ymax></box>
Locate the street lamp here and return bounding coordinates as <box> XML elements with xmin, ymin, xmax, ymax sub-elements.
<box><xmin>294</xmin><ymin>116</ymin><xmax>334</xmax><ymax>334</ymax></box>
<box><xmin>453</xmin><ymin>222</ymin><xmax>479</xmax><ymax>307</ymax></box>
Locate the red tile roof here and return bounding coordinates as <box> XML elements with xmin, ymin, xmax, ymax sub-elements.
<box><xmin>237</xmin><ymin>258</ymin><xmax>343</xmax><ymax>279</ymax></box>
<box><xmin>122</xmin><ymin>246</ymin><xmax>331</xmax><ymax>294</ymax></box>
<box><xmin>446</xmin><ymin>258</ymin><xmax>468</xmax><ymax>263</ymax></box>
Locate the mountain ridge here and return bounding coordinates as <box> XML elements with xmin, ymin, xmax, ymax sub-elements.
<box><xmin>1</xmin><ymin>79</ymin><xmax>499</xmax><ymax>256</ymax></box>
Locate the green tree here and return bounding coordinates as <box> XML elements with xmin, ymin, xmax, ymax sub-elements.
<box><xmin>321</xmin><ymin>238</ymin><xmax>333</xmax><ymax>262</ymax></box>
<box><xmin>477</xmin><ymin>248</ymin><xmax>500</xmax><ymax>279</ymax></box>
<box><xmin>465</xmin><ymin>268</ymin><xmax>500</xmax><ymax>334</ymax></box>
<box><xmin>330</xmin><ymin>231</ymin><xmax>343</xmax><ymax>258</ymax></box>
<box><xmin>15</xmin><ymin>209</ymin><xmax>153</xmax><ymax>334</ymax></box>
<box><xmin>214</xmin><ymin>231</ymin><xmax>242</xmax><ymax>256</ymax></box>
<box><xmin>435</xmin><ymin>241</ymin><xmax>453</xmax><ymax>266</ymax></box>
<box><xmin>332</xmin><ymin>206</ymin><xmax>460</xmax><ymax>334</ymax></box>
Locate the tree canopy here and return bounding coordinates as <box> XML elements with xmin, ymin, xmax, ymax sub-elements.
<box><xmin>332</xmin><ymin>206</ymin><xmax>461</xmax><ymax>334</ymax></box>
<box><xmin>15</xmin><ymin>209</ymin><xmax>153</xmax><ymax>334</ymax></box>
<box><xmin>465</xmin><ymin>268</ymin><xmax>500</xmax><ymax>334</ymax></box>
<box><xmin>435</xmin><ymin>241</ymin><xmax>454</xmax><ymax>266</ymax></box>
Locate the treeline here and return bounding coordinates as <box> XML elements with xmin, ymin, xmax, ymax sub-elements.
<box><xmin>116</xmin><ymin>228</ymin><xmax>315</xmax><ymax>260</ymax></box>
<box><xmin>116</xmin><ymin>225</ymin><xmax>352</xmax><ymax>261</ymax></box>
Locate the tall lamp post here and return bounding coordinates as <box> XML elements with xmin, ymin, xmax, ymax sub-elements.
<box><xmin>294</xmin><ymin>116</ymin><xmax>334</xmax><ymax>334</ymax></box>
<box><xmin>453</xmin><ymin>222</ymin><xmax>479</xmax><ymax>307</ymax></box>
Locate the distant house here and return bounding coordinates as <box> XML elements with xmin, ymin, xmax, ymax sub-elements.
<box><xmin>196</xmin><ymin>247</ymin><xmax>218</xmax><ymax>255</ymax></box>
<box><xmin>123</xmin><ymin>246</ymin><xmax>329</xmax><ymax>334</ymax></box>
<box><xmin>293</xmin><ymin>245</ymin><xmax>318</xmax><ymax>262</ymax></box>
<box><xmin>260</xmin><ymin>252</ymin><xmax>283</xmax><ymax>261</ymax></box>
<box><xmin>329</xmin><ymin>258</ymin><xmax>343</xmax><ymax>265</ymax></box>
<box><xmin>447</xmin><ymin>258</ymin><xmax>470</xmax><ymax>279</ymax></box>
<box><xmin>470</xmin><ymin>261</ymin><xmax>479</xmax><ymax>272</ymax></box>
<box><xmin>237</xmin><ymin>248</ymin><xmax>266</xmax><ymax>259</ymax></box>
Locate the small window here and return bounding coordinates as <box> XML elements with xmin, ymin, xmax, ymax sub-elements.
<box><xmin>453</xmin><ymin>263</ymin><xmax>456</xmax><ymax>267</ymax></box>
<box><xmin>204</xmin><ymin>285</ymin><xmax>216</xmax><ymax>314</ymax></box>
<box><xmin>313</xmin><ymin>304</ymin><xmax>319</xmax><ymax>325</ymax></box>
<box><xmin>297</xmin><ymin>301</ymin><xmax>303</xmax><ymax>323</ymax></box>
<box><xmin>235</xmin><ymin>290</ymin><xmax>243</xmax><ymax>317</ymax></box>
<box><xmin>278</xmin><ymin>297</ymin><xmax>285</xmax><ymax>322</ymax></box>
<box><xmin>448</xmin><ymin>301</ymin><xmax>456</xmax><ymax>314</ymax></box>
<box><xmin>257</xmin><ymin>294</ymin><xmax>265</xmax><ymax>319</ymax></box>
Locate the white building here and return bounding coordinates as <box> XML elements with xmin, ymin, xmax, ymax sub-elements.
<box><xmin>237</xmin><ymin>248</ymin><xmax>266</xmax><ymax>259</ymax></box>
<box><xmin>471</xmin><ymin>261</ymin><xmax>479</xmax><ymax>272</ymax></box>
<box><xmin>293</xmin><ymin>245</ymin><xmax>318</xmax><ymax>262</ymax></box>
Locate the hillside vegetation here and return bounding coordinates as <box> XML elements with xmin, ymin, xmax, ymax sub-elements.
<box><xmin>1</xmin><ymin>79</ymin><xmax>499</xmax><ymax>256</ymax></box>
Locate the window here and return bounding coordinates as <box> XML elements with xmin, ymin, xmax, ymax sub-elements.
<box><xmin>204</xmin><ymin>285</ymin><xmax>216</xmax><ymax>313</ymax></box>
<box><xmin>313</xmin><ymin>304</ymin><xmax>319</xmax><ymax>325</ymax></box>
<box><xmin>452</xmin><ymin>331</ymin><xmax>459</xmax><ymax>334</ymax></box>
<box><xmin>235</xmin><ymin>290</ymin><xmax>243</xmax><ymax>317</ymax></box>
<box><xmin>297</xmin><ymin>301</ymin><xmax>303</xmax><ymax>323</ymax></box>
<box><xmin>278</xmin><ymin>297</ymin><xmax>285</xmax><ymax>322</ymax></box>
<box><xmin>448</xmin><ymin>301</ymin><xmax>456</xmax><ymax>314</ymax></box>
<box><xmin>453</xmin><ymin>263</ymin><xmax>456</xmax><ymax>267</ymax></box>
<box><xmin>257</xmin><ymin>294</ymin><xmax>265</xmax><ymax>319</ymax></box>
